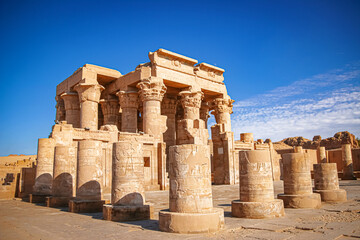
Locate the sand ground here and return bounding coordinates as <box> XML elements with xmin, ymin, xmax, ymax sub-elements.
<box><xmin>0</xmin><ymin>180</ymin><xmax>359</xmax><ymax>240</ymax></box>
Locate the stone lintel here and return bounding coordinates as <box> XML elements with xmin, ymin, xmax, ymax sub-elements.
<box><xmin>151</xmin><ymin>49</ymin><xmax>198</xmax><ymax>66</ymax></box>
<box><xmin>196</xmin><ymin>62</ymin><xmax>225</xmax><ymax>74</ymax></box>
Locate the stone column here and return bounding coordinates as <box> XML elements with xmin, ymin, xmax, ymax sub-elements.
<box><xmin>294</xmin><ymin>146</ymin><xmax>303</xmax><ymax>153</ymax></box>
<box><xmin>161</xmin><ymin>96</ymin><xmax>177</xmax><ymax>172</ymax></box>
<box><xmin>240</xmin><ymin>133</ymin><xmax>254</xmax><ymax>143</ymax></box>
<box><xmin>200</xmin><ymin>101</ymin><xmax>210</xmax><ymax>128</ymax></box>
<box><xmin>116</xmin><ymin>91</ymin><xmax>139</xmax><ymax>133</ymax></box>
<box><xmin>278</xmin><ymin>153</ymin><xmax>321</xmax><ymax>208</ymax></box>
<box><xmin>318</xmin><ymin>146</ymin><xmax>327</xmax><ymax>163</ymax></box>
<box><xmin>137</xmin><ymin>77</ymin><xmax>167</xmax><ymax>140</ymax></box>
<box><xmin>30</xmin><ymin>138</ymin><xmax>55</xmax><ymax>203</ymax></box>
<box><xmin>177</xmin><ymin>89</ymin><xmax>207</xmax><ymax>145</ymax></box>
<box><xmin>55</xmin><ymin>96</ymin><xmax>65</xmax><ymax>122</ymax></box>
<box><xmin>341</xmin><ymin>144</ymin><xmax>357</xmax><ymax>180</ymax></box>
<box><xmin>159</xmin><ymin>144</ymin><xmax>224</xmax><ymax>233</ymax></box>
<box><xmin>46</xmin><ymin>145</ymin><xmax>77</xmax><ymax>207</ymax></box>
<box><xmin>179</xmin><ymin>89</ymin><xmax>202</xmax><ymax>120</ymax></box>
<box><xmin>103</xmin><ymin>137</ymin><xmax>153</xmax><ymax>221</ymax></box>
<box><xmin>74</xmin><ymin>83</ymin><xmax>104</xmax><ymax>130</ymax></box>
<box><xmin>69</xmin><ymin>140</ymin><xmax>105</xmax><ymax>213</ymax></box>
<box><xmin>313</xmin><ymin>163</ymin><xmax>347</xmax><ymax>202</ymax></box>
<box><xmin>60</xmin><ymin>92</ymin><xmax>80</xmax><ymax>128</ymax></box>
<box><xmin>211</xmin><ymin>96</ymin><xmax>234</xmax><ymax>132</ymax></box>
<box><xmin>99</xmin><ymin>95</ymin><xmax>120</xmax><ymax>127</ymax></box>
<box><xmin>232</xmin><ymin>150</ymin><xmax>284</xmax><ymax>219</ymax></box>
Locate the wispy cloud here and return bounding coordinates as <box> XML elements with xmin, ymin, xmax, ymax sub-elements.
<box><xmin>229</xmin><ymin>62</ymin><xmax>360</xmax><ymax>141</ymax></box>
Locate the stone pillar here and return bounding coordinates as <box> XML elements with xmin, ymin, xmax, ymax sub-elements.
<box><xmin>176</xmin><ymin>89</ymin><xmax>208</xmax><ymax>145</ymax></box>
<box><xmin>99</xmin><ymin>95</ymin><xmax>120</xmax><ymax>127</ymax></box>
<box><xmin>232</xmin><ymin>150</ymin><xmax>284</xmax><ymax>219</ymax></box>
<box><xmin>161</xmin><ymin>96</ymin><xmax>177</xmax><ymax>172</ymax></box>
<box><xmin>46</xmin><ymin>145</ymin><xmax>77</xmax><ymax>207</ymax></box>
<box><xmin>211</xmin><ymin>96</ymin><xmax>234</xmax><ymax>132</ymax></box>
<box><xmin>278</xmin><ymin>153</ymin><xmax>321</xmax><ymax>208</ymax></box>
<box><xmin>313</xmin><ymin>163</ymin><xmax>347</xmax><ymax>202</ymax></box>
<box><xmin>294</xmin><ymin>146</ymin><xmax>303</xmax><ymax>153</ymax></box>
<box><xmin>240</xmin><ymin>133</ymin><xmax>254</xmax><ymax>143</ymax></box>
<box><xmin>341</xmin><ymin>144</ymin><xmax>357</xmax><ymax>180</ymax></box>
<box><xmin>116</xmin><ymin>91</ymin><xmax>139</xmax><ymax>133</ymax></box>
<box><xmin>179</xmin><ymin>89</ymin><xmax>203</xmax><ymax>120</ymax></box>
<box><xmin>318</xmin><ymin>146</ymin><xmax>327</xmax><ymax>163</ymax></box>
<box><xmin>159</xmin><ymin>144</ymin><xmax>224</xmax><ymax>233</ymax></box>
<box><xmin>55</xmin><ymin>96</ymin><xmax>65</xmax><ymax>122</ymax></box>
<box><xmin>69</xmin><ymin>140</ymin><xmax>105</xmax><ymax>213</ymax></box>
<box><xmin>137</xmin><ymin>77</ymin><xmax>167</xmax><ymax>140</ymax></box>
<box><xmin>103</xmin><ymin>138</ymin><xmax>153</xmax><ymax>221</ymax></box>
<box><xmin>60</xmin><ymin>92</ymin><xmax>80</xmax><ymax>128</ymax></box>
<box><xmin>200</xmin><ymin>101</ymin><xmax>210</xmax><ymax>128</ymax></box>
<box><xmin>30</xmin><ymin>138</ymin><xmax>55</xmax><ymax>203</ymax></box>
<box><xmin>74</xmin><ymin>83</ymin><xmax>104</xmax><ymax>130</ymax></box>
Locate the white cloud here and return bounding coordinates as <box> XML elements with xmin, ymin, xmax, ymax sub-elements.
<box><xmin>230</xmin><ymin>63</ymin><xmax>360</xmax><ymax>141</ymax></box>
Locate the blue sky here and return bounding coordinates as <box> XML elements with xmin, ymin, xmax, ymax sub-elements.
<box><xmin>0</xmin><ymin>0</ymin><xmax>359</xmax><ymax>155</ymax></box>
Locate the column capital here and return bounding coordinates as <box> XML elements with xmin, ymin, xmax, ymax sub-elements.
<box><xmin>99</xmin><ymin>95</ymin><xmax>119</xmax><ymax>116</ymax></box>
<box><xmin>179</xmin><ymin>89</ymin><xmax>203</xmax><ymax>109</ymax></box>
<box><xmin>161</xmin><ymin>97</ymin><xmax>177</xmax><ymax>115</ymax></box>
<box><xmin>74</xmin><ymin>83</ymin><xmax>104</xmax><ymax>103</ymax></box>
<box><xmin>137</xmin><ymin>77</ymin><xmax>167</xmax><ymax>102</ymax></box>
<box><xmin>60</xmin><ymin>92</ymin><xmax>80</xmax><ymax>110</ymax></box>
<box><xmin>116</xmin><ymin>90</ymin><xmax>139</xmax><ymax>109</ymax></box>
<box><xmin>211</xmin><ymin>97</ymin><xmax>234</xmax><ymax>114</ymax></box>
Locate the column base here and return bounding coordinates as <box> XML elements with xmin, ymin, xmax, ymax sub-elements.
<box><xmin>231</xmin><ymin>199</ymin><xmax>284</xmax><ymax>219</ymax></box>
<box><xmin>69</xmin><ymin>199</ymin><xmax>105</xmax><ymax>213</ymax></box>
<box><xmin>46</xmin><ymin>196</ymin><xmax>71</xmax><ymax>207</ymax></box>
<box><xmin>29</xmin><ymin>194</ymin><xmax>51</xmax><ymax>203</ymax></box>
<box><xmin>277</xmin><ymin>193</ymin><xmax>321</xmax><ymax>209</ymax></box>
<box><xmin>314</xmin><ymin>189</ymin><xmax>347</xmax><ymax>202</ymax></box>
<box><xmin>103</xmin><ymin>204</ymin><xmax>154</xmax><ymax>221</ymax></box>
<box><xmin>159</xmin><ymin>208</ymin><xmax>224</xmax><ymax>234</ymax></box>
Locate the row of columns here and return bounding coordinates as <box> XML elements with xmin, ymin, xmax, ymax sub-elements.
<box><xmin>56</xmin><ymin>78</ymin><xmax>234</xmax><ymax>137</ymax></box>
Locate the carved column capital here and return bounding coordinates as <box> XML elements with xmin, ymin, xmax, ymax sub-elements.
<box><xmin>116</xmin><ymin>90</ymin><xmax>139</xmax><ymax>109</ymax></box>
<box><xmin>60</xmin><ymin>92</ymin><xmax>80</xmax><ymax>110</ymax></box>
<box><xmin>137</xmin><ymin>77</ymin><xmax>167</xmax><ymax>102</ymax></box>
<box><xmin>211</xmin><ymin>97</ymin><xmax>234</xmax><ymax>115</ymax></box>
<box><xmin>74</xmin><ymin>83</ymin><xmax>104</xmax><ymax>103</ymax></box>
<box><xmin>179</xmin><ymin>90</ymin><xmax>203</xmax><ymax>109</ymax></box>
<box><xmin>99</xmin><ymin>95</ymin><xmax>119</xmax><ymax>116</ymax></box>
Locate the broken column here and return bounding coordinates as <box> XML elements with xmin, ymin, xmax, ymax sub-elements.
<box><xmin>240</xmin><ymin>133</ymin><xmax>254</xmax><ymax>143</ymax></box>
<box><xmin>159</xmin><ymin>88</ymin><xmax>224</xmax><ymax>234</ymax></box>
<box><xmin>232</xmin><ymin>150</ymin><xmax>284</xmax><ymax>219</ymax></box>
<box><xmin>103</xmin><ymin>136</ymin><xmax>153</xmax><ymax>221</ymax></box>
<box><xmin>313</xmin><ymin>163</ymin><xmax>347</xmax><ymax>202</ymax></box>
<box><xmin>46</xmin><ymin>145</ymin><xmax>77</xmax><ymax>207</ymax></box>
<box><xmin>30</xmin><ymin>138</ymin><xmax>55</xmax><ymax>203</ymax></box>
<box><xmin>294</xmin><ymin>146</ymin><xmax>303</xmax><ymax>153</ymax></box>
<box><xmin>69</xmin><ymin>140</ymin><xmax>105</xmax><ymax>213</ymax></box>
<box><xmin>74</xmin><ymin>83</ymin><xmax>104</xmax><ymax>130</ymax></box>
<box><xmin>341</xmin><ymin>144</ymin><xmax>357</xmax><ymax>180</ymax></box>
<box><xmin>318</xmin><ymin>146</ymin><xmax>327</xmax><ymax>163</ymax></box>
<box><xmin>278</xmin><ymin>153</ymin><xmax>321</xmax><ymax>208</ymax></box>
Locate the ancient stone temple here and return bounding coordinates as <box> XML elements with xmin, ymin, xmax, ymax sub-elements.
<box><xmin>32</xmin><ymin>49</ymin><xmax>237</xmax><ymax>208</ymax></box>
